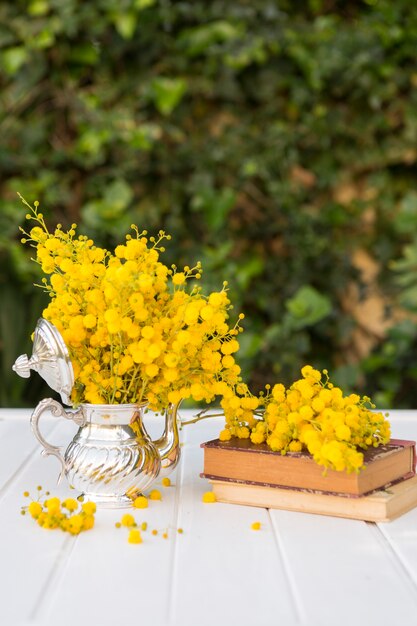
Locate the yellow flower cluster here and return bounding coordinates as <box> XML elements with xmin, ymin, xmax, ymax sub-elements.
<box><xmin>20</xmin><ymin>198</ymin><xmax>244</xmax><ymax>410</ymax></box>
<box><xmin>220</xmin><ymin>366</ymin><xmax>391</xmax><ymax>474</ymax></box>
<box><xmin>22</xmin><ymin>488</ymin><xmax>96</xmax><ymax>534</ymax></box>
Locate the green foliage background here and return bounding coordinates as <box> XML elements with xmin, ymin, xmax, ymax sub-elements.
<box><xmin>2</xmin><ymin>0</ymin><xmax>417</xmax><ymax>407</ymax></box>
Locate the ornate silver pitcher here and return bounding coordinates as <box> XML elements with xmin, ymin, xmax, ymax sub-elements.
<box><xmin>13</xmin><ymin>319</ymin><xmax>181</xmax><ymax>507</ymax></box>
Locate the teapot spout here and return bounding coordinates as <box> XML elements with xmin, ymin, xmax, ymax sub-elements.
<box><xmin>153</xmin><ymin>403</ymin><xmax>181</xmax><ymax>479</ymax></box>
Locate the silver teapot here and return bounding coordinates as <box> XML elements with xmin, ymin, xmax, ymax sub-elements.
<box><xmin>13</xmin><ymin>319</ymin><xmax>181</xmax><ymax>507</ymax></box>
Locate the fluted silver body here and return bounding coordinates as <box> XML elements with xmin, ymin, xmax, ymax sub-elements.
<box><xmin>30</xmin><ymin>400</ymin><xmax>181</xmax><ymax>507</ymax></box>
<box><xmin>64</xmin><ymin>404</ymin><xmax>161</xmax><ymax>506</ymax></box>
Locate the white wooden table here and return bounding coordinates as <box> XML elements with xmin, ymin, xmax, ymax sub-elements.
<box><xmin>2</xmin><ymin>408</ymin><xmax>417</xmax><ymax>626</ymax></box>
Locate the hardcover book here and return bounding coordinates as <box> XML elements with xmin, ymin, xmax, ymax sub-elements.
<box><xmin>208</xmin><ymin>475</ymin><xmax>417</xmax><ymax>522</ymax></box>
<box><xmin>201</xmin><ymin>438</ymin><xmax>416</xmax><ymax>496</ymax></box>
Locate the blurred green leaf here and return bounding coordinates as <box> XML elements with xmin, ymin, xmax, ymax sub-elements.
<box><xmin>127</xmin><ymin>124</ymin><xmax>162</xmax><ymax>150</ymax></box>
<box><xmin>134</xmin><ymin>0</ymin><xmax>156</xmax><ymax>8</ymax></box>
<box><xmin>81</xmin><ymin>180</ymin><xmax>134</xmax><ymax>233</ymax></box>
<box><xmin>394</xmin><ymin>192</ymin><xmax>417</xmax><ymax>234</ymax></box>
<box><xmin>151</xmin><ymin>77</ymin><xmax>187</xmax><ymax>116</ymax></box>
<box><xmin>179</xmin><ymin>20</ymin><xmax>244</xmax><ymax>56</ymax></box>
<box><xmin>286</xmin><ymin>286</ymin><xmax>332</xmax><ymax>329</ymax></box>
<box><xmin>68</xmin><ymin>44</ymin><xmax>99</xmax><ymax>66</ymax></box>
<box><xmin>191</xmin><ymin>186</ymin><xmax>236</xmax><ymax>231</ymax></box>
<box><xmin>236</xmin><ymin>257</ymin><xmax>265</xmax><ymax>291</ymax></box>
<box><xmin>114</xmin><ymin>13</ymin><xmax>137</xmax><ymax>40</ymax></box>
<box><xmin>1</xmin><ymin>46</ymin><xmax>28</xmax><ymax>75</ymax></box>
<box><xmin>28</xmin><ymin>0</ymin><xmax>49</xmax><ymax>17</ymax></box>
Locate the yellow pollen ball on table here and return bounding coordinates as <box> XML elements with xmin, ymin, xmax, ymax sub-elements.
<box><xmin>28</xmin><ymin>502</ymin><xmax>43</xmax><ymax>518</ymax></box>
<box><xmin>149</xmin><ymin>489</ymin><xmax>162</xmax><ymax>501</ymax></box>
<box><xmin>82</xmin><ymin>501</ymin><xmax>97</xmax><ymax>515</ymax></box>
<box><xmin>83</xmin><ymin>515</ymin><xmax>95</xmax><ymax>531</ymax></box>
<box><xmin>121</xmin><ymin>513</ymin><xmax>135</xmax><ymax>527</ymax></box>
<box><xmin>202</xmin><ymin>491</ymin><xmax>216</xmax><ymax>503</ymax></box>
<box><xmin>62</xmin><ymin>498</ymin><xmax>78</xmax><ymax>512</ymax></box>
<box><xmin>133</xmin><ymin>495</ymin><xmax>148</xmax><ymax>509</ymax></box>
<box><xmin>67</xmin><ymin>514</ymin><xmax>84</xmax><ymax>535</ymax></box>
<box><xmin>45</xmin><ymin>497</ymin><xmax>61</xmax><ymax>514</ymax></box>
<box><xmin>128</xmin><ymin>529</ymin><xmax>142</xmax><ymax>544</ymax></box>
<box><xmin>251</xmin><ymin>522</ymin><xmax>261</xmax><ymax>531</ymax></box>
<box><xmin>162</xmin><ymin>477</ymin><xmax>171</xmax><ymax>487</ymax></box>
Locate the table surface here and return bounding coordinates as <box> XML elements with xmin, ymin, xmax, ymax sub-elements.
<box><xmin>2</xmin><ymin>408</ymin><xmax>417</xmax><ymax>626</ymax></box>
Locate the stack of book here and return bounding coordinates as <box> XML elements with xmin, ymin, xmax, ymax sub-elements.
<box><xmin>201</xmin><ymin>438</ymin><xmax>417</xmax><ymax>522</ymax></box>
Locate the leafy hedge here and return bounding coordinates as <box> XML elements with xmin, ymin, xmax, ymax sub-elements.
<box><xmin>2</xmin><ymin>0</ymin><xmax>417</xmax><ymax>407</ymax></box>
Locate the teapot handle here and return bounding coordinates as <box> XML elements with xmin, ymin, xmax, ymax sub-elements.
<box><xmin>31</xmin><ymin>398</ymin><xmax>86</xmax><ymax>482</ymax></box>
<box><xmin>151</xmin><ymin>403</ymin><xmax>181</xmax><ymax>479</ymax></box>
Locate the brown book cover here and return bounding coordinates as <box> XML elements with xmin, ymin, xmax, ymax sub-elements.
<box><xmin>201</xmin><ymin>437</ymin><xmax>416</xmax><ymax>496</ymax></box>
<box><xmin>209</xmin><ymin>475</ymin><xmax>417</xmax><ymax>522</ymax></box>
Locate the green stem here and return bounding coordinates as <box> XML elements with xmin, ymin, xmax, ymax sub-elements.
<box><xmin>180</xmin><ymin>413</ymin><xmax>222</xmax><ymax>426</ymax></box>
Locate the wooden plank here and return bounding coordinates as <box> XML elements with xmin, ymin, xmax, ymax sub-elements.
<box><xmin>0</xmin><ymin>408</ymin><xmax>35</xmax><ymax>420</ymax></box>
<box><xmin>39</xmin><ymin>469</ymin><xmax>181</xmax><ymax>626</ymax></box>
<box><xmin>0</xmin><ymin>414</ymin><xmax>183</xmax><ymax>625</ymax></box>
<box><xmin>0</xmin><ymin>418</ymin><xmax>57</xmax><ymax>494</ymax></box>
<box><xmin>268</xmin><ymin>508</ymin><xmax>417</xmax><ymax>625</ymax></box>
<box><xmin>169</xmin><ymin>443</ymin><xmax>300</xmax><ymax>626</ymax></box>
<box><xmin>0</xmin><ymin>446</ymin><xmax>79</xmax><ymax>625</ymax></box>
<box><xmin>376</xmin><ymin>506</ymin><xmax>417</xmax><ymax>591</ymax></box>
<box><xmin>33</xmin><ymin>413</ymin><xmax>182</xmax><ymax>626</ymax></box>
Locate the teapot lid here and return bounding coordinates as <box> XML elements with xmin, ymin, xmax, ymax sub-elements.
<box><xmin>12</xmin><ymin>318</ymin><xmax>74</xmax><ymax>405</ymax></box>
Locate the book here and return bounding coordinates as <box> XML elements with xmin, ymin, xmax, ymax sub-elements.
<box><xmin>208</xmin><ymin>475</ymin><xmax>417</xmax><ymax>522</ymax></box>
<box><xmin>201</xmin><ymin>438</ymin><xmax>416</xmax><ymax>496</ymax></box>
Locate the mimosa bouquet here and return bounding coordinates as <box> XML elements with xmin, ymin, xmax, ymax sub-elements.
<box><xmin>219</xmin><ymin>366</ymin><xmax>391</xmax><ymax>474</ymax></box>
<box><xmin>20</xmin><ymin>197</ymin><xmax>243</xmax><ymax>411</ymax></box>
